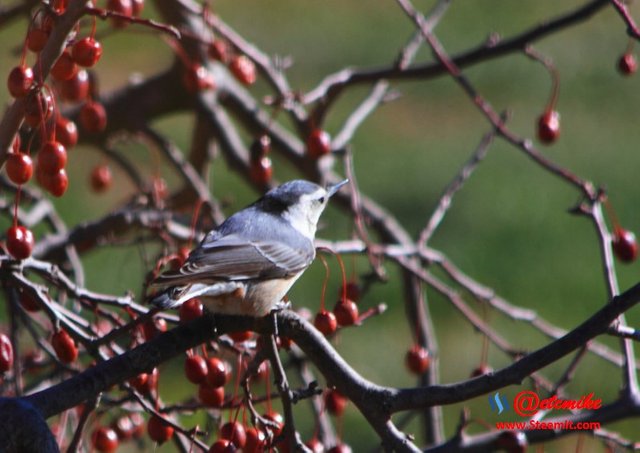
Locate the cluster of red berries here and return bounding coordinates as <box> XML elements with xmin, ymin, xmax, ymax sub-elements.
<box><xmin>314</xmin><ymin>283</ymin><xmax>361</xmax><ymax>336</ymax></box>
<box><xmin>180</xmin><ymin>38</ymin><xmax>257</xmax><ymax>95</ymax></box>
<box><xmin>89</xmin><ymin>413</ymin><xmax>147</xmax><ymax>451</ymax></box>
<box><xmin>537</xmin><ymin>50</ymin><xmax>638</xmax><ymax>144</ymax></box>
<box><xmin>87</xmin><ymin>412</ymin><xmax>146</xmax><ymax>452</ymax></box>
<box><xmin>3</xmin><ymin>2</ymin><xmax>132</xmax><ymax>258</ymax></box>
<box><xmin>207</xmin><ymin>39</ymin><xmax>257</xmax><ymax>86</ymax></box>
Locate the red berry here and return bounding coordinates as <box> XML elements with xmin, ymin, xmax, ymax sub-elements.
<box><xmin>0</xmin><ymin>334</ymin><xmax>13</xmax><ymax>373</ymax></box>
<box><xmin>249</xmin><ymin>156</ymin><xmax>272</xmax><ymax>186</ymax></box>
<box><xmin>229</xmin><ymin>55</ymin><xmax>256</xmax><ymax>85</ymax></box>
<box><xmin>618</xmin><ymin>53</ymin><xmax>638</xmax><ymax>76</ymax></box>
<box><xmin>306</xmin><ymin>129</ymin><xmax>331</xmax><ymax>158</ymax></box>
<box><xmin>198</xmin><ymin>383</ymin><xmax>225</xmax><ymax>407</ymax></box>
<box><xmin>90</xmin><ymin>164</ymin><xmax>112</xmax><ymax>192</ymax></box>
<box><xmin>113</xmin><ymin>412</ymin><xmax>145</xmax><ymax>440</ymax></box>
<box><xmin>220</xmin><ymin>421</ymin><xmax>247</xmax><ymax>448</ymax></box>
<box><xmin>495</xmin><ymin>430</ymin><xmax>527</xmax><ymax>453</ymax></box>
<box><xmin>51</xmin><ymin>0</ymin><xmax>69</xmax><ymax>14</ymax></box>
<box><xmin>405</xmin><ymin>344</ymin><xmax>430</xmax><ymax>375</ymax></box>
<box><xmin>262</xmin><ymin>411</ymin><xmax>284</xmax><ymax>437</ymax></box>
<box><xmin>38</xmin><ymin>141</ymin><xmax>67</xmax><ymax>173</ymax></box>
<box><xmin>58</xmin><ymin>69</ymin><xmax>89</xmax><ymax>102</ymax></box>
<box><xmin>324</xmin><ymin>389</ymin><xmax>348</xmax><ymax>416</ymax></box>
<box><xmin>147</xmin><ymin>415</ymin><xmax>173</xmax><ymax>444</ymax></box>
<box><xmin>333</xmin><ymin>299</ymin><xmax>358</xmax><ymax>326</ymax></box>
<box><xmin>80</xmin><ymin>101</ymin><xmax>108</xmax><ymax>133</ymax></box>
<box><xmin>244</xmin><ymin>427</ymin><xmax>266</xmax><ymax>453</ymax></box>
<box><xmin>40</xmin><ymin>168</ymin><xmax>69</xmax><ymax>197</ymax></box>
<box><xmin>112</xmin><ymin>414</ymin><xmax>135</xmax><ymax>440</ymax></box>
<box><xmin>55</xmin><ymin>116</ymin><xmax>78</xmax><ymax>149</ymax></box>
<box><xmin>131</xmin><ymin>0</ymin><xmax>144</xmax><ymax>16</ymax></box>
<box><xmin>19</xmin><ymin>291</ymin><xmax>41</xmax><ymax>312</ymax></box>
<box><xmin>129</xmin><ymin>412</ymin><xmax>145</xmax><ymax>438</ymax></box>
<box><xmin>6</xmin><ymin>225</ymin><xmax>34</xmax><ymax>259</ymax></box>
<box><xmin>205</xmin><ymin>357</ymin><xmax>228</xmax><ymax>387</ymax></box>
<box><xmin>6</xmin><ymin>152</ymin><xmax>33</xmax><ymax>185</ymax></box>
<box><xmin>26</xmin><ymin>13</ymin><xmax>54</xmax><ymax>53</ymax></box>
<box><xmin>209</xmin><ymin>439</ymin><xmax>237</xmax><ymax>453</ymax></box>
<box><xmin>7</xmin><ymin>66</ymin><xmax>34</xmax><ymax>98</ymax></box>
<box><xmin>613</xmin><ymin>228</ymin><xmax>638</xmax><ymax>263</ymax></box>
<box><xmin>537</xmin><ymin>110</ymin><xmax>560</xmax><ymax>144</ymax></box>
<box><xmin>314</xmin><ymin>310</ymin><xmax>337</xmax><ymax>336</ymax></box>
<box><xmin>183</xmin><ymin>64</ymin><xmax>215</xmax><ymax>93</ymax></box>
<box><xmin>142</xmin><ymin>317</ymin><xmax>166</xmax><ymax>340</ymax></box>
<box><xmin>27</xmin><ymin>27</ymin><xmax>50</xmax><ymax>53</ymax></box>
<box><xmin>328</xmin><ymin>443</ymin><xmax>353</xmax><ymax>453</ymax></box>
<box><xmin>184</xmin><ymin>355</ymin><xmax>208</xmax><ymax>384</ymax></box>
<box><xmin>51</xmin><ymin>50</ymin><xmax>78</xmax><ymax>81</ymax></box>
<box><xmin>129</xmin><ymin>372</ymin><xmax>149</xmax><ymax>392</ymax></box>
<box><xmin>179</xmin><ymin>298</ymin><xmax>203</xmax><ymax>323</ymax></box>
<box><xmin>208</xmin><ymin>40</ymin><xmax>229</xmax><ymax>63</ymax></box>
<box><xmin>92</xmin><ymin>426</ymin><xmax>119</xmax><ymax>452</ymax></box>
<box><xmin>251</xmin><ymin>361</ymin><xmax>269</xmax><ymax>382</ymax></box>
<box><xmin>107</xmin><ymin>0</ymin><xmax>133</xmax><ymax>28</ymax></box>
<box><xmin>72</xmin><ymin>37</ymin><xmax>103</xmax><ymax>67</ymax></box>
<box><xmin>51</xmin><ymin>329</ymin><xmax>78</xmax><ymax>363</ymax></box>
<box><xmin>132</xmin><ymin>367</ymin><xmax>158</xmax><ymax>394</ymax></box>
<box><xmin>25</xmin><ymin>91</ymin><xmax>54</xmax><ymax>128</ymax></box>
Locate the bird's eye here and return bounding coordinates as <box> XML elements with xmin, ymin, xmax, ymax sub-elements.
<box><xmin>318</xmin><ymin>197</ymin><xmax>326</xmax><ymax>204</ymax></box>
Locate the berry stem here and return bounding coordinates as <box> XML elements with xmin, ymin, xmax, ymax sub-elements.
<box><xmin>188</xmin><ymin>198</ymin><xmax>204</xmax><ymax>249</ymax></box>
<box><xmin>625</xmin><ymin>37</ymin><xmax>635</xmax><ymax>54</ymax></box>
<box><xmin>163</xmin><ymin>36</ymin><xmax>193</xmax><ymax>68</ymax></box>
<box><xmin>84</xmin><ymin>6</ymin><xmax>179</xmax><ymax>38</ymax></box>
<box><xmin>13</xmin><ymin>188</ymin><xmax>21</xmax><ymax>228</ymax></box>
<box><xmin>525</xmin><ymin>46</ymin><xmax>560</xmax><ymax>111</ymax></box>
<box><xmin>603</xmin><ymin>197</ymin><xmax>622</xmax><ymax>232</ymax></box>
<box><xmin>317</xmin><ymin>254</ymin><xmax>330</xmax><ymax>311</ymax></box>
<box><xmin>319</xmin><ymin>247</ymin><xmax>348</xmax><ymax>302</ymax></box>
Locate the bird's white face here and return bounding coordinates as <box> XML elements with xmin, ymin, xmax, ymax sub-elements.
<box><xmin>282</xmin><ymin>187</ymin><xmax>330</xmax><ymax>240</ymax></box>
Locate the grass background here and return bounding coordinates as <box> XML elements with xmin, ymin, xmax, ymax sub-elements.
<box><xmin>2</xmin><ymin>0</ymin><xmax>640</xmax><ymax>451</ymax></box>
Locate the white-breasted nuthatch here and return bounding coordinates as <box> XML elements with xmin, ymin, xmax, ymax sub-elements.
<box><xmin>149</xmin><ymin>179</ymin><xmax>348</xmax><ymax>316</ymax></box>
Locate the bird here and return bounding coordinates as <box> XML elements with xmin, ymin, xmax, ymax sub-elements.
<box><xmin>149</xmin><ymin>179</ymin><xmax>348</xmax><ymax>317</ymax></box>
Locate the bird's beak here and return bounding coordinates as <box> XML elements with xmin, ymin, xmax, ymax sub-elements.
<box><xmin>327</xmin><ymin>179</ymin><xmax>349</xmax><ymax>197</ymax></box>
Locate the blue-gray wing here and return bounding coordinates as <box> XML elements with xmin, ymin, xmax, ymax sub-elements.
<box><xmin>152</xmin><ymin>234</ymin><xmax>314</xmax><ymax>288</ymax></box>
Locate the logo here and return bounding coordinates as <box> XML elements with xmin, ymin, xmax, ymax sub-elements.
<box><xmin>492</xmin><ymin>390</ymin><xmax>603</xmax><ymax>432</ymax></box>
<box><xmin>488</xmin><ymin>392</ymin><xmax>510</xmax><ymax>414</ymax></box>
<box><xmin>513</xmin><ymin>391</ymin><xmax>602</xmax><ymax>417</ymax></box>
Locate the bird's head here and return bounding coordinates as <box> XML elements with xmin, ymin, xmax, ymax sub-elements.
<box><xmin>259</xmin><ymin>179</ymin><xmax>348</xmax><ymax>239</ymax></box>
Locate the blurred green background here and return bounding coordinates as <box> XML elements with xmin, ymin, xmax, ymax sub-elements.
<box><xmin>2</xmin><ymin>0</ymin><xmax>640</xmax><ymax>451</ymax></box>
